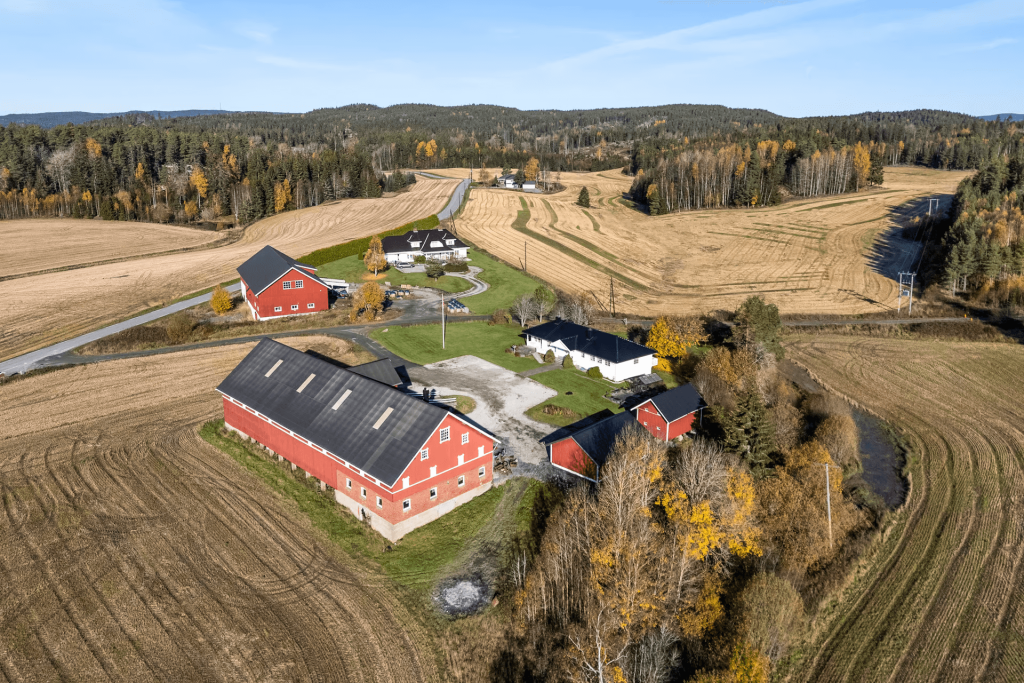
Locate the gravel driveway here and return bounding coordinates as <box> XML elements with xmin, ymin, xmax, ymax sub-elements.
<box><xmin>407</xmin><ymin>356</ymin><xmax>557</xmax><ymax>473</ymax></box>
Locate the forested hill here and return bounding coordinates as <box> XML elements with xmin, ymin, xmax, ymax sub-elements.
<box><xmin>0</xmin><ymin>110</ymin><xmax>234</xmax><ymax>129</ymax></box>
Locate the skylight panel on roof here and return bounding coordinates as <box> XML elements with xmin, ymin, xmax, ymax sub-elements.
<box><xmin>297</xmin><ymin>373</ymin><xmax>316</xmax><ymax>393</ymax></box>
<box><xmin>372</xmin><ymin>407</ymin><xmax>394</xmax><ymax>430</ymax></box>
<box><xmin>332</xmin><ymin>389</ymin><xmax>352</xmax><ymax>410</ymax></box>
<box><xmin>265</xmin><ymin>360</ymin><xmax>283</xmax><ymax>377</ymax></box>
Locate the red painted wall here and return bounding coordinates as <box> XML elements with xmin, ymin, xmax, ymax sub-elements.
<box><xmin>635</xmin><ymin>400</ymin><xmax>669</xmax><ymax>441</ymax></box>
<box><xmin>550</xmin><ymin>438</ymin><xmax>597</xmax><ymax>480</ymax></box>
<box><xmin>667</xmin><ymin>412</ymin><xmax>697</xmax><ymax>439</ymax></box>
<box><xmin>249</xmin><ymin>268</ymin><xmax>328</xmax><ymax>319</ymax></box>
<box><xmin>222</xmin><ymin>398</ymin><xmax>494</xmax><ymax>526</ymax></box>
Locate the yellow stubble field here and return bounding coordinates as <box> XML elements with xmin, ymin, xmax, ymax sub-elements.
<box><xmin>0</xmin><ymin>178</ymin><xmax>458</xmax><ymax>361</ymax></box>
<box><xmin>452</xmin><ymin>167</ymin><xmax>971</xmax><ymax>317</ymax></box>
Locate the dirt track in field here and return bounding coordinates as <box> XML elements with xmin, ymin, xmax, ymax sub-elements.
<box><xmin>787</xmin><ymin>335</ymin><xmax>1024</xmax><ymax>682</ymax></box>
<box><xmin>0</xmin><ymin>219</ymin><xmax>224</xmax><ymax>278</ymax></box>
<box><xmin>0</xmin><ymin>337</ymin><xmax>439</xmax><ymax>682</ymax></box>
<box><xmin>0</xmin><ymin>178</ymin><xmax>457</xmax><ymax>362</ymax></box>
<box><xmin>452</xmin><ymin>167</ymin><xmax>969</xmax><ymax>317</ymax></box>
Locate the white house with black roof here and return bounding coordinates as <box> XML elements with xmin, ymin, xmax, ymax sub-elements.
<box><xmin>525</xmin><ymin>319</ymin><xmax>656</xmax><ymax>382</ymax></box>
<box><xmin>381</xmin><ymin>228</ymin><xmax>469</xmax><ymax>264</ymax></box>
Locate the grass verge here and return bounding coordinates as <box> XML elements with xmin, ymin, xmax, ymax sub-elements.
<box><xmin>370</xmin><ymin>321</ymin><xmax>539</xmax><ymax>372</ymax></box>
<box><xmin>459</xmin><ymin>249</ymin><xmax>547</xmax><ymax>314</ymax></box>
<box><xmin>524</xmin><ymin>368</ymin><xmax>624</xmax><ymax>427</ymax></box>
<box><xmin>299</xmin><ymin>215</ymin><xmax>440</xmax><ymax>266</ymax></box>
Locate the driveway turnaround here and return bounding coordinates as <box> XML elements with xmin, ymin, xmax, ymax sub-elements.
<box><xmin>407</xmin><ymin>356</ymin><xmax>556</xmax><ymax>471</ymax></box>
<box><xmin>0</xmin><ymin>283</ymin><xmax>242</xmax><ymax>376</ymax></box>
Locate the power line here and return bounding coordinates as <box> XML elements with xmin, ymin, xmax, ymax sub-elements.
<box><xmin>897</xmin><ymin>271</ymin><xmax>915</xmax><ymax>316</ymax></box>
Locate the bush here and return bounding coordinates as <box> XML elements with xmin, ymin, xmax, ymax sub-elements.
<box><xmin>210</xmin><ymin>285</ymin><xmax>233</xmax><ymax>314</ymax></box>
<box><xmin>562</xmin><ymin>354</ymin><xmax>575</xmax><ymax>369</ymax></box>
<box><xmin>490</xmin><ymin>308</ymin><xmax>510</xmax><ymax>326</ymax></box>
<box><xmin>165</xmin><ymin>313</ymin><xmax>195</xmax><ymax>344</ymax></box>
<box><xmin>543</xmin><ymin>350</ymin><xmax>555</xmax><ymax>363</ymax></box>
<box><xmin>442</xmin><ymin>259</ymin><xmax>469</xmax><ymax>273</ymax></box>
<box><xmin>586</xmin><ymin>365</ymin><xmax>603</xmax><ymax>379</ymax></box>
<box><xmin>425</xmin><ymin>262</ymin><xmax>445</xmax><ymax>280</ymax></box>
<box><xmin>413</xmin><ymin>255</ymin><xmax>427</xmax><ymax>264</ymax></box>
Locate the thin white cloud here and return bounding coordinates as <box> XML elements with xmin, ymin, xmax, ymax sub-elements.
<box><xmin>255</xmin><ymin>54</ymin><xmax>352</xmax><ymax>72</ymax></box>
<box><xmin>235</xmin><ymin>22</ymin><xmax>276</xmax><ymax>44</ymax></box>
<box><xmin>954</xmin><ymin>37</ymin><xmax>1016</xmax><ymax>52</ymax></box>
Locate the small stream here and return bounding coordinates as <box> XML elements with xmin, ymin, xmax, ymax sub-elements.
<box><xmin>780</xmin><ymin>360</ymin><xmax>906</xmax><ymax>509</ymax></box>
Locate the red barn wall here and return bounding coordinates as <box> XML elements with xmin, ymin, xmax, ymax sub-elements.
<box><xmin>251</xmin><ymin>268</ymin><xmax>328</xmax><ymax>319</ymax></box>
<box><xmin>667</xmin><ymin>412</ymin><xmax>697</xmax><ymax>440</ymax></box>
<box><xmin>550</xmin><ymin>438</ymin><xmax>597</xmax><ymax>480</ymax></box>
<box><xmin>635</xmin><ymin>400</ymin><xmax>668</xmax><ymax>441</ymax></box>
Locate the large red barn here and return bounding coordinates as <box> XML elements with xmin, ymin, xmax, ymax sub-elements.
<box><xmin>217</xmin><ymin>339</ymin><xmax>497</xmax><ymax>541</ymax></box>
<box><xmin>238</xmin><ymin>245</ymin><xmax>330</xmax><ymax>321</ymax></box>
<box><xmin>545</xmin><ymin>384</ymin><xmax>706</xmax><ymax>481</ymax></box>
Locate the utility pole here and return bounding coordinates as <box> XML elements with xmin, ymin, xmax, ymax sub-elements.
<box><xmin>824</xmin><ymin>463</ymin><xmax>836</xmax><ymax>549</ymax></box>
<box><xmin>927</xmin><ymin>197</ymin><xmax>940</xmax><ymax>216</ymax></box>
<box><xmin>441</xmin><ymin>292</ymin><xmax>446</xmax><ymax>350</ymax></box>
<box><xmin>524</xmin><ymin>241</ymin><xmax>528</xmax><ymax>274</ymax></box>
<box><xmin>897</xmin><ymin>271</ymin><xmax>916</xmax><ymax>316</ymax></box>
<box><xmin>609</xmin><ymin>277</ymin><xmax>615</xmax><ymax>317</ymax></box>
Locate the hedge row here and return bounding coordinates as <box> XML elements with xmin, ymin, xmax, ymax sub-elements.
<box><xmin>298</xmin><ymin>214</ymin><xmax>440</xmax><ymax>267</ymax></box>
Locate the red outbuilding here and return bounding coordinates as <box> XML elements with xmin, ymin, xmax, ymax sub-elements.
<box><xmin>544</xmin><ymin>384</ymin><xmax>706</xmax><ymax>481</ymax></box>
<box><xmin>217</xmin><ymin>339</ymin><xmax>497</xmax><ymax>541</ymax></box>
<box><xmin>238</xmin><ymin>245</ymin><xmax>330</xmax><ymax>321</ymax></box>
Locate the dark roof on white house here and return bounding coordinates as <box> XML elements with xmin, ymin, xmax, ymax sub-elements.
<box><xmin>644</xmin><ymin>384</ymin><xmax>707</xmax><ymax>423</ymax></box>
<box><xmin>217</xmin><ymin>339</ymin><xmax>487</xmax><ymax>486</ymax></box>
<box><xmin>568</xmin><ymin>411</ymin><xmax>638</xmax><ymax>469</ymax></box>
<box><xmin>237</xmin><ymin>245</ymin><xmax>327</xmax><ymax>295</ymax></box>
<box><xmin>348</xmin><ymin>358</ymin><xmax>402</xmax><ymax>387</ymax></box>
<box><xmin>381</xmin><ymin>229</ymin><xmax>468</xmax><ymax>256</ymax></box>
<box><xmin>527</xmin><ymin>319</ymin><xmax>653</xmax><ymax>364</ymax></box>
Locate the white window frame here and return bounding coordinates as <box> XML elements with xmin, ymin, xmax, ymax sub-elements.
<box><xmin>461</xmin><ymin>432</ymin><xmax>469</xmax><ymax>445</ymax></box>
<box><xmin>283</xmin><ymin>281</ymin><xmax>292</xmax><ymax>290</ymax></box>
<box><xmin>307</xmin><ymin>302</ymin><xmax>315</xmax><ymax>309</ymax></box>
<box><xmin>360</xmin><ymin>487</ymin><xmax>367</xmax><ymax>500</ymax></box>
<box><xmin>440</xmin><ymin>427</ymin><xmax>450</xmax><ymax>443</ymax></box>
<box><xmin>457</xmin><ymin>475</ymin><xmax>465</xmax><ymax>487</ymax></box>
<box><xmin>376</xmin><ymin>496</ymin><xmax>383</xmax><ymax>509</ymax></box>
<box><xmin>291</xmin><ymin>304</ymin><xmax>299</xmax><ymax>311</ymax></box>
<box><xmin>294</xmin><ymin>280</ymin><xmax>303</xmax><ymax>289</ymax></box>
<box><xmin>420</xmin><ymin>448</ymin><xmax>429</xmax><ymax>461</ymax></box>
<box><xmin>478</xmin><ymin>466</ymin><xmax>485</xmax><ymax>478</ymax></box>
<box><xmin>403</xmin><ymin>499</ymin><xmax>411</xmax><ymax>512</ymax></box>
<box><xmin>274</xmin><ymin>306</ymin><xmax>282</xmax><ymax>312</ymax></box>
<box><xmin>346</xmin><ymin>478</ymin><xmax>352</xmax><ymax>490</ymax></box>
<box><xmin>429</xmin><ymin>487</ymin><xmax>437</xmax><ymax>500</ymax></box>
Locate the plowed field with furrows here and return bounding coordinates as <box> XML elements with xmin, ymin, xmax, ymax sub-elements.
<box><xmin>0</xmin><ymin>178</ymin><xmax>457</xmax><ymax>362</ymax></box>
<box><xmin>787</xmin><ymin>336</ymin><xmax>1024</xmax><ymax>683</ymax></box>
<box><xmin>0</xmin><ymin>339</ymin><xmax>439</xmax><ymax>682</ymax></box>
<box><xmin>455</xmin><ymin>167</ymin><xmax>970</xmax><ymax>316</ymax></box>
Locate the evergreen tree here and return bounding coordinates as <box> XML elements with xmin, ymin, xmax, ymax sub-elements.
<box><xmin>514</xmin><ymin>168</ymin><xmax>526</xmax><ymax>185</ymax></box>
<box><xmin>577</xmin><ymin>186</ymin><xmax>590</xmax><ymax>208</ymax></box>
<box><xmin>729</xmin><ymin>392</ymin><xmax>776</xmax><ymax>475</ymax></box>
<box><xmin>868</xmin><ymin>152</ymin><xmax>885</xmax><ymax>186</ymax></box>
<box><xmin>729</xmin><ymin>296</ymin><xmax>784</xmax><ymax>358</ymax></box>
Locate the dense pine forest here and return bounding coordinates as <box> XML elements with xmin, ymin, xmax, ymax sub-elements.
<box><xmin>1</xmin><ymin>104</ymin><xmax>1021</xmax><ymax>225</ymax></box>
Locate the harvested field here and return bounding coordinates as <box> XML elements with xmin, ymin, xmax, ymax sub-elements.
<box><xmin>0</xmin><ymin>336</ymin><xmax>440</xmax><ymax>682</ymax></box>
<box><xmin>455</xmin><ymin>167</ymin><xmax>971</xmax><ymax>317</ymax></box>
<box><xmin>787</xmin><ymin>335</ymin><xmax>1024</xmax><ymax>682</ymax></box>
<box><xmin>0</xmin><ymin>177</ymin><xmax>457</xmax><ymax>362</ymax></box>
<box><xmin>0</xmin><ymin>218</ymin><xmax>224</xmax><ymax>278</ymax></box>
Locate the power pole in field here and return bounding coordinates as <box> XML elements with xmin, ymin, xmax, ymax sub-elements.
<box><xmin>609</xmin><ymin>277</ymin><xmax>616</xmax><ymax>317</ymax></box>
<box><xmin>897</xmin><ymin>271</ymin><xmax>916</xmax><ymax>316</ymax></box>
<box><xmin>441</xmin><ymin>291</ymin><xmax>446</xmax><ymax>350</ymax></box>
<box><xmin>824</xmin><ymin>463</ymin><xmax>838</xmax><ymax>549</ymax></box>
<box><xmin>927</xmin><ymin>197</ymin><xmax>940</xmax><ymax>216</ymax></box>
<box><xmin>524</xmin><ymin>241</ymin><xmax>528</xmax><ymax>274</ymax></box>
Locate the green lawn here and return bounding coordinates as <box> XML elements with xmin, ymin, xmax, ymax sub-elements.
<box><xmin>459</xmin><ymin>249</ymin><xmax>549</xmax><ymax>315</ymax></box>
<box><xmin>317</xmin><ymin>255</ymin><xmax>472</xmax><ymax>294</ymax></box>
<box><xmin>370</xmin><ymin>321</ymin><xmax>540</xmax><ymax>372</ymax></box>
<box><xmin>524</xmin><ymin>368</ymin><xmax>625</xmax><ymax>427</ymax></box>
<box><xmin>199</xmin><ymin>420</ymin><xmax>527</xmax><ymax>595</ymax></box>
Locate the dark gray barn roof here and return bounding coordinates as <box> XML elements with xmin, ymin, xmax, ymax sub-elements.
<box><xmin>348</xmin><ymin>358</ymin><xmax>402</xmax><ymax>387</ymax></box>
<box><xmin>526</xmin><ymin>320</ymin><xmax>653</xmax><ymax>364</ymax></box>
<box><xmin>568</xmin><ymin>410</ymin><xmax>638</xmax><ymax>469</ymax></box>
<box><xmin>237</xmin><ymin>245</ymin><xmax>327</xmax><ymax>295</ymax></box>
<box><xmin>217</xmin><ymin>339</ymin><xmax>469</xmax><ymax>486</ymax></box>
<box><xmin>646</xmin><ymin>384</ymin><xmax>706</xmax><ymax>423</ymax></box>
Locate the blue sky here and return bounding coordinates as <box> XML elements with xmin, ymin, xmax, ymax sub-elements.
<box><xmin>1</xmin><ymin>0</ymin><xmax>1022</xmax><ymax>117</ymax></box>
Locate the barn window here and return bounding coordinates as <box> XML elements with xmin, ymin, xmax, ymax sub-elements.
<box><xmin>479</xmin><ymin>466</ymin><xmax>486</xmax><ymax>478</ymax></box>
<box><xmin>376</xmin><ymin>496</ymin><xmax>382</xmax><ymax>509</ymax></box>
<box><xmin>429</xmin><ymin>488</ymin><xmax>437</xmax><ymax>500</ymax></box>
<box><xmin>420</xmin><ymin>448</ymin><xmax>429</xmax><ymax>460</ymax></box>
<box><xmin>457</xmin><ymin>476</ymin><xmax>465</xmax><ymax>487</ymax></box>
<box><xmin>403</xmin><ymin>499</ymin><xmax>411</xmax><ymax>512</ymax></box>
<box><xmin>461</xmin><ymin>432</ymin><xmax>469</xmax><ymax>445</ymax></box>
<box><xmin>332</xmin><ymin>390</ymin><xmax>352</xmax><ymax>410</ymax></box>
<box><xmin>440</xmin><ymin>427</ymin><xmax>450</xmax><ymax>443</ymax></box>
<box><xmin>291</xmin><ymin>304</ymin><xmax>299</xmax><ymax>311</ymax></box>
<box><xmin>360</xmin><ymin>487</ymin><xmax>366</xmax><ymax>499</ymax></box>
<box><xmin>265</xmin><ymin>359</ymin><xmax>283</xmax><ymax>377</ymax></box>
<box><xmin>307</xmin><ymin>303</ymin><xmax>315</xmax><ymax>309</ymax></box>
<box><xmin>429</xmin><ymin>466</ymin><xmax>436</xmax><ymax>477</ymax></box>
<box><xmin>283</xmin><ymin>281</ymin><xmax>292</xmax><ymax>290</ymax></box>
<box><xmin>346</xmin><ymin>478</ymin><xmax>352</xmax><ymax>490</ymax></box>
<box><xmin>274</xmin><ymin>306</ymin><xmax>282</xmax><ymax>312</ymax></box>
<box><xmin>634</xmin><ymin>358</ymin><xmax>639</xmax><ymax>364</ymax></box>
<box><xmin>294</xmin><ymin>280</ymin><xmax>303</xmax><ymax>289</ymax></box>
<box><xmin>458</xmin><ymin>454</ymin><xmax>464</xmax><ymax>465</ymax></box>
<box><xmin>373</xmin><ymin>407</ymin><xmax>393</xmax><ymax>430</ymax></box>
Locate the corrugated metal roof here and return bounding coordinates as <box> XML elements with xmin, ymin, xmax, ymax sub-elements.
<box><xmin>527</xmin><ymin>320</ymin><xmax>653</xmax><ymax>364</ymax></box>
<box><xmin>648</xmin><ymin>383</ymin><xmax>706</xmax><ymax>423</ymax></box>
<box><xmin>570</xmin><ymin>411</ymin><xmax>638</xmax><ymax>468</ymax></box>
<box><xmin>237</xmin><ymin>245</ymin><xmax>328</xmax><ymax>295</ymax></box>
<box><xmin>348</xmin><ymin>358</ymin><xmax>402</xmax><ymax>387</ymax></box>
<box><xmin>216</xmin><ymin>339</ymin><xmax>450</xmax><ymax>486</ymax></box>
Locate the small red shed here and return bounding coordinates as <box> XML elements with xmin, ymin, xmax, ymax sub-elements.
<box><xmin>217</xmin><ymin>339</ymin><xmax>497</xmax><ymax>541</ymax></box>
<box><xmin>633</xmin><ymin>384</ymin><xmax>706</xmax><ymax>442</ymax></box>
<box><xmin>546</xmin><ymin>411</ymin><xmax>637</xmax><ymax>482</ymax></box>
<box><xmin>238</xmin><ymin>245</ymin><xmax>330</xmax><ymax>321</ymax></box>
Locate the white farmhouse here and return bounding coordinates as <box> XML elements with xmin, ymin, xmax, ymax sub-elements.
<box><xmin>525</xmin><ymin>319</ymin><xmax>656</xmax><ymax>382</ymax></box>
<box><xmin>381</xmin><ymin>228</ymin><xmax>469</xmax><ymax>264</ymax></box>
<box><xmin>496</xmin><ymin>174</ymin><xmax>517</xmax><ymax>188</ymax></box>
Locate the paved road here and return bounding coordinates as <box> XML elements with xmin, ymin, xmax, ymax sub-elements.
<box><xmin>0</xmin><ymin>283</ymin><xmax>242</xmax><ymax>376</ymax></box>
<box><xmin>436</xmin><ymin>178</ymin><xmax>470</xmax><ymax>221</ymax></box>
<box><xmin>596</xmin><ymin>315</ymin><xmax>980</xmax><ymax>329</ymax></box>
<box><xmin>449</xmin><ymin>266</ymin><xmax>489</xmax><ymax>300</ymax></box>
